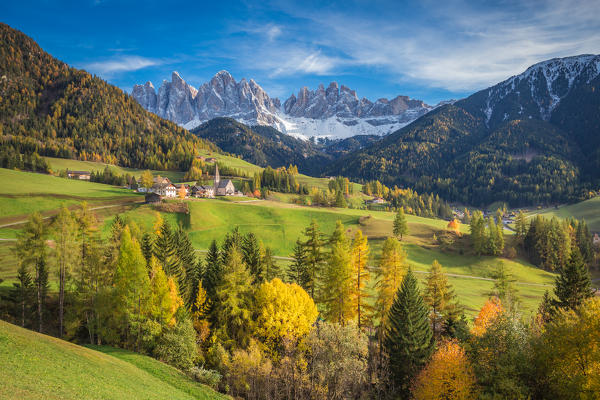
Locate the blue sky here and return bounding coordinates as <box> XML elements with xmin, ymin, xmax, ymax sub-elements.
<box><xmin>4</xmin><ymin>0</ymin><xmax>600</xmax><ymax>104</ymax></box>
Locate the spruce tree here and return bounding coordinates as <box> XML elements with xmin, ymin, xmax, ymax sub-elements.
<box><xmin>302</xmin><ymin>220</ymin><xmax>326</xmax><ymax>299</ymax></box>
<box><xmin>552</xmin><ymin>247</ymin><xmax>593</xmax><ymax>311</ymax></box>
<box><xmin>202</xmin><ymin>240</ymin><xmax>222</xmax><ymax>324</ymax></box>
<box><xmin>470</xmin><ymin>211</ymin><xmax>486</xmax><ymax>255</ymax></box>
<box><xmin>514</xmin><ymin>210</ymin><xmax>527</xmax><ymax>247</ymax></box>
<box><xmin>335</xmin><ymin>190</ymin><xmax>347</xmax><ymax>208</ymax></box>
<box><xmin>393</xmin><ymin>207</ymin><xmax>408</xmax><ymax>240</ymax></box>
<box><xmin>490</xmin><ymin>264</ymin><xmax>519</xmax><ymax>310</ymax></box>
<box><xmin>384</xmin><ymin>269</ymin><xmax>434</xmax><ymax>396</ymax></box>
<box><xmin>154</xmin><ymin>221</ymin><xmax>182</xmax><ymax>282</ymax></box>
<box><xmin>141</xmin><ymin>233</ymin><xmax>154</xmax><ymax>268</ymax></box>
<box><xmin>242</xmin><ymin>232</ymin><xmax>263</xmax><ymax>284</ymax></box>
<box><xmin>288</xmin><ymin>238</ymin><xmax>310</xmax><ymax>290</ymax></box>
<box><xmin>575</xmin><ymin>220</ymin><xmax>593</xmax><ymax>265</ymax></box>
<box><xmin>11</xmin><ymin>264</ymin><xmax>34</xmax><ymax>328</ymax></box>
<box><xmin>174</xmin><ymin>227</ymin><xmax>196</xmax><ymax>303</ymax></box>
<box><xmin>262</xmin><ymin>247</ymin><xmax>281</xmax><ymax>281</ymax></box>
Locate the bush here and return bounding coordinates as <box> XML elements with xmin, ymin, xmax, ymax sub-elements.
<box><xmin>153</xmin><ymin>318</ymin><xmax>198</xmax><ymax>370</ymax></box>
<box><xmin>189</xmin><ymin>366</ymin><xmax>222</xmax><ymax>389</ymax></box>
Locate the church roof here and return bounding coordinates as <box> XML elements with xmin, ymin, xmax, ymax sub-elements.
<box><xmin>217</xmin><ymin>179</ymin><xmax>233</xmax><ymax>188</ymax></box>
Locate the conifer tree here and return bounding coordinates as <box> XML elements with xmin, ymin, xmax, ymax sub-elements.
<box><xmin>423</xmin><ymin>260</ymin><xmax>460</xmax><ymax>339</ymax></box>
<box><xmin>242</xmin><ymin>232</ymin><xmax>263</xmax><ymax>284</ymax></box>
<box><xmin>575</xmin><ymin>220</ymin><xmax>593</xmax><ymax>264</ymax></box>
<box><xmin>302</xmin><ymin>220</ymin><xmax>326</xmax><ymax>299</ymax></box>
<box><xmin>384</xmin><ymin>270</ymin><xmax>434</xmax><ymax>396</ymax></box>
<box><xmin>15</xmin><ymin>212</ymin><xmax>48</xmax><ymax>333</ymax></box>
<box><xmin>552</xmin><ymin>247</ymin><xmax>594</xmax><ymax>311</ymax></box>
<box><xmin>470</xmin><ymin>211</ymin><xmax>486</xmax><ymax>255</ymax></box>
<box><xmin>202</xmin><ymin>239</ymin><xmax>222</xmax><ymax>323</ymax></box>
<box><xmin>393</xmin><ymin>207</ymin><xmax>408</xmax><ymax>240</ymax></box>
<box><xmin>262</xmin><ymin>247</ymin><xmax>281</xmax><ymax>281</ymax></box>
<box><xmin>335</xmin><ymin>190</ymin><xmax>347</xmax><ymax>208</ymax></box>
<box><xmin>514</xmin><ymin>210</ymin><xmax>527</xmax><ymax>247</ymax></box>
<box><xmin>53</xmin><ymin>205</ymin><xmax>79</xmax><ymax>337</ymax></box>
<box><xmin>373</xmin><ymin>237</ymin><xmax>407</xmax><ymax>326</ymax></box>
<box><xmin>490</xmin><ymin>264</ymin><xmax>519</xmax><ymax>310</ymax></box>
<box><xmin>154</xmin><ymin>221</ymin><xmax>183</xmax><ymax>283</ymax></box>
<box><xmin>174</xmin><ymin>227</ymin><xmax>196</xmax><ymax>303</ymax></box>
<box><xmin>321</xmin><ymin>221</ymin><xmax>354</xmax><ymax>324</ymax></box>
<box><xmin>214</xmin><ymin>245</ymin><xmax>253</xmax><ymax>348</ymax></box>
<box><xmin>288</xmin><ymin>238</ymin><xmax>310</xmax><ymax>290</ymax></box>
<box><xmin>351</xmin><ymin>229</ymin><xmax>371</xmax><ymax>329</ymax></box>
<box><xmin>11</xmin><ymin>264</ymin><xmax>34</xmax><ymax>328</ymax></box>
<box><xmin>141</xmin><ymin>233</ymin><xmax>154</xmax><ymax>268</ymax></box>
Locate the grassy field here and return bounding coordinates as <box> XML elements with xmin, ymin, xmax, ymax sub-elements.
<box><xmin>44</xmin><ymin>157</ymin><xmax>185</xmax><ymax>182</ymax></box>
<box><xmin>531</xmin><ymin>196</ymin><xmax>600</xmax><ymax>231</ymax></box>
<box><xmin>0</xmin><ymin>320</ymin><xmax>225</xmax><ymax>400</ymax></box>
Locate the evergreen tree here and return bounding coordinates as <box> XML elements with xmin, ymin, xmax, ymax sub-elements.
<box><xmin>423</xmin><ymin>260</ymin><xmax>460</xmax><ymax>339</ymax></box>
<box><xmin>242</xmin><ymin>232</ymin><xmax>263</xmax><ymax>284</ymax></box>
<box><xmin>154</xmin><ymin>221</ymin><xmax>182</xmax><ymax>283</ymax></box>
<box><xmin>220</xmin><ymin>227</ymin><xmax>243</xmax><ymax>264</ymax></box>
<box><xmin>393</xmin><ymin>207</ymin><xmax>408</xmax><ymax>240</ymax></box>
<box><xmin>15</xmin><ymin>212</ymin><xmax>48</xmax><ymax>333</ymax></box>
<box><xmin>214</xmin><ymin>245</ymin><xmax>253</xmax><ymax>348</ymax></box>
<box><xmin>174</xmin><ymin>227</ymin><xmax>196</xmax><ymax>304</ymax></box>
<box><xmin>52</xmin><ymin>205</ymin><xmax>79</xmax><ymax>338</ymax></box>
<box><xmin>321</xmin><ymin>221</ymin><xmax>354</xmax><ymax>324</ymax></box>
<box><xmin>11</xmin><ymin>264</ymin><xmax>34</xmax><ymax>328</ymax></box>
<box><xmin>141</xmin><ymin>233</ymin><xmax>154</xmax><ymax>268</ymax></box>
<box><xmin>351</xmin><ymin>229</ymin><xmax>371</xmax><ymax>329</ymax></box>
<box><xmin>384</xmin><ymin>269</ymin><xmax>434</xmax><ymax>396</ymax></box>
<box><xmin>490</xmin><ymin>264</ymin><xmax>519</xmax><ymax>310</ymax></box>
<box><xmin>335</xmin><ymin>190</ymin><xmax>347</xmax><ymax>208</ymax></box>
<box><xmin>514</xmin><ymin>210</ymin><xmax>527</xmax><ymax>247</ymax></box>
<box><xmin>470</xmin><ymin>211</ymin><xmax>486</xmax><ymax>255</ymax></box>
<box><xmin>575</xmin><ymin>220</ymin><xmax>593</xmax><ymax>265</ymax></box>
<box><xmin>552</xmin><ymin>247</ymin><xmax>594</xmax><ymax>311</ymax></box>
<box><xmin>537</xmin><ymin>290</ymin><xmax>554</xmax><ymax>325</ymax></box>
<box><xmin>202</xmin><ymin>240</ymin><xmax>222</xmax><ymax>324</ymax></box>
<box><xmin>288</xmin><ymin>238</ymin><xmax>310</xmax><ymax>290</ymax></box>
<box><xmin>486</xmin><ymin>217</ymin><xmax>499</xmax><ymax>255</ymax></box>
<box><xmin>262</xmin><ymin>247</ymin><xmax>281</xmax><ymax>281</ymax></box>
<box><xmin>302</xmin><ymin>220</ymin><xmax>326</xmax><ymax>299</ymax></box>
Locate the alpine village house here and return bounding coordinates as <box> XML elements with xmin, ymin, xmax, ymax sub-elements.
<box><xmin>139</xmin><ymin>164</ymin><xmax>236</xmax><ymax>200</ymax></box>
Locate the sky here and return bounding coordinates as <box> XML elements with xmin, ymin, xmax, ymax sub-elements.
<box><xmin>4</xmin><ymin>0</ymin><xmax>600</xmax><ymax>105</ymax></box>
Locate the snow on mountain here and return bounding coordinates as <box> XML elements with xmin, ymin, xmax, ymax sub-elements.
<box><xmin>480</xmin><ymin>54</ymin><xmax>600</xmax><ymax>126</ymax></box>
<box><xmin>131</xmin><ymin>71</ymin><xmax>432</xmax><ymax>140</ymax></box>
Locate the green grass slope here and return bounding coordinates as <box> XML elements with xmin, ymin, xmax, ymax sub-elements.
<box><xmin>0</xmin><ymin>320</ymin><xmax>225</xmax><ymax>400</ymax></box>
<box><xmin>533</xmin><ymin>196</ymin><xmax>600</xmax><ymax>232</ymax></box>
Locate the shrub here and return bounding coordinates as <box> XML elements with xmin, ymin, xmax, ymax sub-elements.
<box><xmin>189</xmin><ymin>366</ymin><xmax>222</xmax><ymax>389</ymax></box>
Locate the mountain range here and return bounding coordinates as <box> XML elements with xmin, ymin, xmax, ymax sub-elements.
<box><xmin>132</xmin><ymin>72</ymin><xmax>432</xmax><ymax>140</ymax></box>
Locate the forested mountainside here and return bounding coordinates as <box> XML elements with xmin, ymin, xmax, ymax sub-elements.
<box><xmin>326</xmin><ymin>55</ymin><xmax>600</xmax><ymax>207</ymax></box>
<box><xmin>0</xmin><ymin>23</ymin><xmax>217</xmax><ymax>171</ymax></box>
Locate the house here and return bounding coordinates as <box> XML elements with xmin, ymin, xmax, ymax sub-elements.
<box><xmin>191</xmin><ymin>185</ymin><xmax>214</xmax><ymax>198</ymax></box>
<box><xmin>152</xmin><ymin>182</ymin><xmax>177</xmax><ymax>198</ymax></box>
<box><xmin>367</xmin><ymin>197</ymin><xmax>386</xmax><ymax>204</ymax></box>
<box><xmin>67</xmin><ymin>170</ymin><xmax>91</xmax><ymax>180</ymax></box>
<box><xmin>145</xmin><ymin>192</ymin><xmax>162</xmax><ymax>204</ymax></box>
<box><xmin>213</xmin><ymin>165</ymin><xmax>235</xmax><ymax>196</ymax></box>
<box><xmin>137</xmin><ymin>176</ymin><xmax>171</xmax><ymax>192</ymax></box>
<box><xmin>593</xmin><ymin>233</ymin><xmax>600</xmax><ymax>247</ymax></box>
<box><xmin>205</xmin><ymin>157</ymin><xmax>217</xmax><ymax>163</ymax></box>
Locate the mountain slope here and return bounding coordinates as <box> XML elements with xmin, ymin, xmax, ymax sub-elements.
<box><xmin>0</xmin><ymin>23</ymin><xmax>217</xmax><ymax>171</ymax></box>
<box><xmin>191</xmin><ymin>117</ymin><xmax>332</xmax><ymax>175</ymax></box>
<box><xmin>0</xmin><ymin>320</ymin><xmax>224</xmax><ymax>399</ymax></box>
<box><xmin>132</xmin><ymin>71</ymin><xmax>431</xmax><ymax>140</ymax></box>
<box><xmin>327</xmin><ymin>55</ymin><xmax>600</xmax><ymax>206</ymax></box>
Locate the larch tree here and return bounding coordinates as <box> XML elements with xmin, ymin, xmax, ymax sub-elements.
<box><xmin>393</xmin><ymin>207</ymin><xmax>408</xmax><ymax>240</ymax></box>
<box><xmin>384</xmin><ymin>269</ymin><xmax>434</xmax><ymax>397</ymax></box>
<box><xmin>15</xmin><ymin>212</ymin><xmax>49</xmax><ymax>333</ymax></box>
<box><xmin>423</xmin><ymin>260</ymin><xmax>460</xmax><ymax>339</ymax></box>
<box><xmin>373</xmin><ymin>237</ymin><xmax>407</xmax><ymax>327</ymax></box>
<box><xmin>52</xmin><ymin>205</ymin><xmax>79</xmax><ymax>338</ymax></box>
<box><xmin>321</xmin><ymin>221</ymin><xmax>355</xmax><ymax>324</ymax></box>
<box><xmin>351</xmin><ymin>229</ymin><xmax>371</xmax><ymax>329</ymax></box>
<box><xmin>242</xmin><ymin>232</ymin><xmax>263</xmax><ymax>284</ymax></box>
<box><xmin>140</xmin><ymin>169</ymin><xmax>154</xmax><ymax>189</ymax></box>
<box><xmin>412</xmin><ymin>340</ymin><xmax>478</xmax><ymax>400</ymax></box>
<box><xmin>11</xmin><ymin>264</ymin><xmax>34</xmax><ymax>328</ymax></box>
<box><xmin>262</xmin><ymin>247</ymin><xmax>281</xmax><ymax>281</ymax></box>
<box><xmin>552</xmin><ymin>247</ymin><xmax>593</xmax><ymax>311</ymax></box>
<box><xmin>471</xmin><ymin>297</ymin><xmax>504</xmax><ymax>337</ymax></box>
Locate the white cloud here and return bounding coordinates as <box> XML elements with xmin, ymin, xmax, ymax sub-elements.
<box><xmin>266</xmin><ymin>25</ymin><xmax>282</xmax><ymax>41</ymax></box>
<box><xmin>84</xmin><ymin>55</ymin><xmax>161</xmax><ymax>75</ymax></box>
<box><xmin>254</xmin><ymin>0</ymin><xmax>600</xmax><ymax>92</ymax></box>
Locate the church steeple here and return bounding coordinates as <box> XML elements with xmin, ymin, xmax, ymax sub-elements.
<box><xmin>214</xmin><ymin>164</ymin><xmax>220</xmax><ymax>188</ymax></box>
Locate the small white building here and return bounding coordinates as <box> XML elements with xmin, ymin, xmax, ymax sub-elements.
<box><xmin>152</xmin><ymin>182</ymin><xmax>177</xmax><ymax>197</ymax></box>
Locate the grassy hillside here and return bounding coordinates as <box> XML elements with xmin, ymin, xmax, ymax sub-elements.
<box><xmin>0</xmin><ymin>168</ymin><xmax>141</xmax><ymax>220</ymax></box>
<box><xmin>102</xmin><ymin>198</ymin><xmax>554</xmax><ymax>316</ymax></box>
<box><xmin>533</xmin><ymin>196</ymin><xmax>600</xmax><ymax>232</ymax></box>
<box><xmin>0</xmin><ymin>320</ymin><xmax>225</xmax><ymax>400</ymax></box>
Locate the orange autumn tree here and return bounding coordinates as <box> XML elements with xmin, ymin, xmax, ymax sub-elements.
<box><xmin>447</xmin><ymin>219</ymin><xmax>461</xmax><ymax>236</ymax></box>
<box><xmin>412</xmin><ymin>340</ymin><xmax>478</xmax><ymax>400</ymax></box>
<box><xmin>472</xmin><ymin>297</ymin><xmax>504</xmax><ymax>336</ymax></box>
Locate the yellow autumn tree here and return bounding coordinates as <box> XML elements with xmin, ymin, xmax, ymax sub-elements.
<box><xmin>472</xmin><ymin>297</ymin><xmax>503</xmax><ymax>336</ymax></box>
<box><xmin>140</xmin><ymin>170</ymin><xmax>153</xmax><ymax>189</ymax></box>
<box><xmin>191</xmin><ymin>280</ymin><xmax>211</xmax><ymax>342</ymax></box>
<box><xmin>149</xmin><ymin>258</ymin><xmax>181</xmax><ymax>327</ymax></box>
<box><xmin>252</xmin><ymin>278</ymin><xmax>318</xmax><ymax>354</ymax></box>
<box><xmin>373</xmin><ymin>237</ymin><xmax>407</xmax><ymax>325</ymax></box>
<box><xmin>351</xmin><ymin>229</ymin><xmax>371</xmax><ymax>329</ymax></box>
<box><xmin>535</xmin><ymin>297</ymin><xmax>600</xmax><ymax>397</ymax></box>
<box><xmin>152</xmin><ymin>212</ymin><xmax>163</xmax><ymax>235</ymax></box>
<box><xmin>412</xmin><ymin>340</ymin><xmax>478</xmax><ymax>400</ymax></box>
<box><xmin>447</xmin><ymin>219</ymin><xmax>461</xmax><ymax>236</ymax></box>
<box><xmin>178</xmin><ymin>185</ymin><xmax>186</xmax><ymax>199</ymax></box>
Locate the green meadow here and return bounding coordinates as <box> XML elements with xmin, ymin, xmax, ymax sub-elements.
<box><xmin>0</xmin><ymin>320</ymin><xmax>225</xmax><ymax>400</ymax></box>
<box><xmin>531</xmin><ymin>196</ymin><xmax>600</xmax><ymax>231</ymax></box>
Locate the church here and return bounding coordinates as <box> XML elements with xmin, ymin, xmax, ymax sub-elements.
<box><xmin>213</xmin><ymin>164</ymin><xmax>235</xmax><ymax>196</ymax></box>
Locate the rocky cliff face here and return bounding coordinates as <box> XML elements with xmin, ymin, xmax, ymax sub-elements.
<box><xmin>132</xmin><ymin>71</ymin><xmax>432</xmax><ymax>139</ymax></box>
